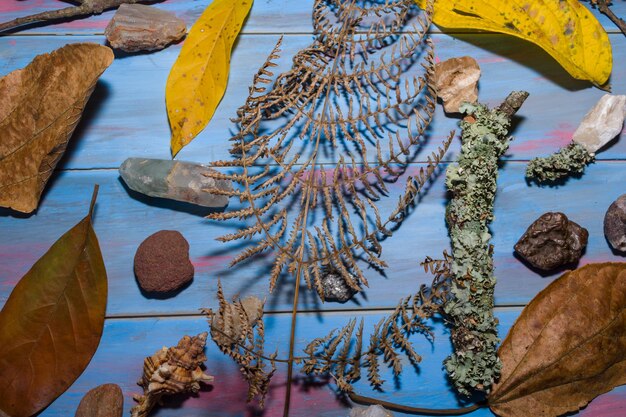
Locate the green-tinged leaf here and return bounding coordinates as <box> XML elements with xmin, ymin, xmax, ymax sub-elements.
<box><xmin>489</xmin><ymin>262</ymin><xmax>626</xmax><ymax>417</ymax></box>
<box><xmin>0</xmin><ymin>186</ymin><xmax>107</xmax><ymax>417</ymax></box>
<box><xmin>166</xmin><ymin>0</ymin><xmax>253</xmax><ymax>157</ymax></box>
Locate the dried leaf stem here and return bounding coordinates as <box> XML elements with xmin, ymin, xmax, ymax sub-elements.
<box><xmin>0</xmin><ymin>0</ymin><xmax>162</xmax><ymax>33</ymax></box>
<box><xmin>589</xmin><ymin>0</ymin><xmax>626</xmax><ymax>36</ymax></box>
<box><xmin>348</xmin><ymin>392</ymin><xmax>487</xmax><ymax>415</ymax></box>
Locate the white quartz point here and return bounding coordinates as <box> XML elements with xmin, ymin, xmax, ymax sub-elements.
<box><xmin>572</xmin><ymin>94</ymin><xmax>626</xmax><ymax>153</ymax></box>
<box><xmin>349</xmin><ymin>405</ymin><xmax>394</xmax><ymax>417</ymax></box>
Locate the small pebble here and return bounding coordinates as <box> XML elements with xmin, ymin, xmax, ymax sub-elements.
<box><xmin>514</xmin><ymin>212</ymin><xmax>588</xmax><ymax>271</ymax></box>
<box><xmin>604</xmin><ymin>194</ymin><xmax>626</xmax><ymax>252</ymax></box>
<box><xmin>321</xmin><ymin>269</ymin><xmax>358</xmax><ymax>303</ymax></box>
<box><xmin>134</xmin><ymin>230</ymin><xmax>194</xmax><ymax>294</ymax></box>
<box><xmin>349</xmin><ymin>405</ymin><xmax>394</xmax><ymax>417</ymax></box>
<box><xmin>74</xmin><ymin>384</ymin><xmax>123</xmax><ymax>417</ymax></box>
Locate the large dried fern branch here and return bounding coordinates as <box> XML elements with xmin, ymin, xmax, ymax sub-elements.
<box><xmin>205</xmin><ymin>0</ymin><xmax>446</xmax><ymax>296</ymax></box>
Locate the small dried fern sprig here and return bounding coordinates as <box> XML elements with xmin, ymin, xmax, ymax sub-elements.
<box><xmin>205</xmin><ymin>256</ymin><xmax>450</xmax><ymax>404</ymax></box>
<box><xmin>202</xmin><ymin>282</ymin><xmax>277</xmax><ymax>407</ymax></box>
<box><xmin>443</xmin><ymin>92</ymin><xmax>529</xmax><ymax>396</ymax></box>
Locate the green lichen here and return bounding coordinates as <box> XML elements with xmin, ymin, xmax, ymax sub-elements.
<box><xmin>525</xmin><ymin>142</ymin><xmax>594</xmax><ymax>183</ymax></box>
<box><xmin>443</xmin><ymin>101</ymin><xmax>513</xmax><ymax>395</ymax></box>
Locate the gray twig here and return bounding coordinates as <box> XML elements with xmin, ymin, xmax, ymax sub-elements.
<box><xmin>0</xmin><ymin>0</ymin><xmax>162</xmax><ymax>33</ymax></box>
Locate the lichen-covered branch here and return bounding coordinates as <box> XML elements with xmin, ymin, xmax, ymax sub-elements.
<box><xmin>444</xmin><ymin>91</ymin><xmax>528</xmax><ymax>396</ymax></box>
<box><xmin>525</xmin><ymin>142</ymin><xmax>595</xmax><ymax>183</ymax></box>
<box><xmin>0</xmin><ymin>0</ymin><xmax>162</xmax><ymax>33</ymax></box>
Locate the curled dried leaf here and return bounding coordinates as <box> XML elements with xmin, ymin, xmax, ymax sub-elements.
<box><xmin>489</xmin><ymin>262</ymin><xmax>626</xmax><ymax>417</ymax></box>
<box><xmin>0</xmin><ymin>43</ymin><xmax>113</xmax><ymax>213</ymax></box>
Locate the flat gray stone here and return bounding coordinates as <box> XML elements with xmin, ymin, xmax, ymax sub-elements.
<box><xmin>119</xmin><ymin>157</ymin><xmax>232</xmax><ymax>207</ymax></box>
<box><xmin>349</xmin><ymin>405</ymin><xmax>394</xmax><ymax>417</ymax></box>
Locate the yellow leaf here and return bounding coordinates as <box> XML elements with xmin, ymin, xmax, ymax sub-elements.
<box><xmin>166</xmin><ymin>0</ymin><xmax>253</xmax><ymax>157</ymax></box>
<box><xmin>416</xmin><ymin>0</ymin><xmax>612</xmax><ymax>86</ymax></box>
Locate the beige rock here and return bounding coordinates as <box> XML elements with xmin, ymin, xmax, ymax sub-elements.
<box><xmin>74</xmin><ymin>384</ymin><xmax>123</xmax><ymax>417</ymax></box>
<box><xmin>572</xmin><ymin>94</ymin><xmax>626</xmax><ymax>153</ymax></box>
<box><xmin>105</xmin><ymin>4</ymin><xmax>186</xmax><ymax>52</ymax></box>
<box><xmin>434</xmin><ymin>56</ymin><xmax>481</xmax><ymax>113</ymax></box>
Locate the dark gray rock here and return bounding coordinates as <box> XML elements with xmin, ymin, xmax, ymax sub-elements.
<box><xmin>514</xmin><ymin>212</ymin><xmax>588</xmax><ymax>271</ymax></box>
<box><xmin>604</xmin><ymin>194</ymin><xmax>626</xmax><ymax>252</ymax></box>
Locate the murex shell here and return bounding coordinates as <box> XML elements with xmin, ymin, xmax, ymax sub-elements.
<box><xmin>130</xmin><ymin>332</ymin><xmax>214</xmax><ymax>417</ymax></box>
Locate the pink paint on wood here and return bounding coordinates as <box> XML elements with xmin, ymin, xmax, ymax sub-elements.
<box><xmin>510</xmin><ymin>123</ymin><xmax>574</xmax><ymax>153</ymax></box>
<box><xmin>0</xmin><ymin>0</ymin><xmax>48</xmax><ymax>14</ymax></box>
<box><xmin>192</xmin><ymin>254</ymin><xmax>233</xmax><ymax>272</ymax></box>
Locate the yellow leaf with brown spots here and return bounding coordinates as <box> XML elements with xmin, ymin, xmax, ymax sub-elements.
<box><xmin>415</xmin><ymin>0</ymin><xmax>612</xmax><ymax>86</ymax></box>
<box><xmin>166</xmin><ymin>0</ymin><xmax>253</xmax><ymax>157</ymax></box>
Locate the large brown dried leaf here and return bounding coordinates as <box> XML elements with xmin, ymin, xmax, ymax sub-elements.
<box><xmin>0</xmin><ymin>187</ymin><xmax>108</xmax><ymax>417</ymax></box>
<box><xmin>0</xmin><ymin>43</ymin><xmax>113</xmax><ymax>213</ymax></box>
<box><xmin>489</xmin><ymin>262</ymin><xmax>626</xmax><ymax>417</ymax></box>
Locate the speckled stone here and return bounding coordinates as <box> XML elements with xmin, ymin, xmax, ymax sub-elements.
<box><xmin>321</xmin><ymin>269</ymin><xmax>358</xmax><ymax>303</ymax></box>
<box><xmin>134</xmin><ymin>230</ymin><xmax>194</xmax><ymax>294</ymax></box>
<box><xmin>604</xmin><ymin>194</ymin><xmax>626</xmax><ymax>252</ymax></box>
<box><xmin>74</xmin><ymin>384</ymin><xmax>123</xmax><ymax>417</ymax></box>
<box><xmin>514</xmin><ymin>212</ymin><xmax>588</xmax><ymax>271</ymax></box>
<box><xmin>105</xmin><ymin>4</ymin><xmax>186</xmax><ymax>52</ymax></box>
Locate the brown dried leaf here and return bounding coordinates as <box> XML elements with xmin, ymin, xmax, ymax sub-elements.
<box><xmin>0</xmin><ymin>43</ymin><xmax>113</xmax><ymax>213</ymax></box>
<box><xmin>489</xmin><ymin>262</ymin><xmax>626</xmax><ymax>417</ymax></box>
<box><xmin>0</xmin><ymin>187</ymin><xmax>107</xmax><ymax>417</ymax></box>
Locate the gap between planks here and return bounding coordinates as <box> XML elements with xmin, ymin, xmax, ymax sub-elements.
<box><xmin>105</xmin><ymin>304</ymin><xmax>525</xmax><ymax>321</ymax></box>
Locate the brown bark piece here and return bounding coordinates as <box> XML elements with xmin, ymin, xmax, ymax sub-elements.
<box><xmin>0</xmin><ymin>43</ymin><xmax>113</xmax><ymax>213</ymax></box>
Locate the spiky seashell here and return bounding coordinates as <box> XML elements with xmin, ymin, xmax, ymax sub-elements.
<box><xmin>130</xmin><ymin>332</ymin><xmax>214</xmax><ymax>417</ymax></box>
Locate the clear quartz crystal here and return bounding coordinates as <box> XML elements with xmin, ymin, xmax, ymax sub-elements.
<box><xmin>119</xmin><ymin>158</ymin><xmax>232</xmax><ymax>207</ymax></box>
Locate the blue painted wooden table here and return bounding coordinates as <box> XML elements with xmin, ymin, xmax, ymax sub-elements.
<box><xmin>1</xmin><ymin>1</ymin><xmax>626</xmax><ymax>416</ymax></box>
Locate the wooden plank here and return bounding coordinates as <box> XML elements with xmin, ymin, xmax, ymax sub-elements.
<box><xmin>0</xmin><ymin>0</ymin><xmax>624</xmax><ymax>35</ymax></box>
<box><xmin>2</xmin><ymin>161</ymin><xmax>624</xmax><ymax>316</ymax></box>
<box><xmin>0</xmin><ymin>34</ymin><xmax>624</xmax><ymax>171</ymax></box>
<box><xmin>34</xmin><ymin>310</ymin><xmax>626</xmax><ymax>416</ymax></box>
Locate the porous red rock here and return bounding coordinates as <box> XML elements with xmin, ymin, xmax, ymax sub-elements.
<box><xmin>105</xmin><ymin>4</ymin><xmax>186</xmax><ymax>53</ymax></box>
<box><xmin>74</xmin><ymin>384</ymin><xmax>123</xmax><ymax>417</ymax></box>
<box><xmin>134</xmin><ymin>230</ymin><xmax>194</xmax><ymax>294</ymax></box>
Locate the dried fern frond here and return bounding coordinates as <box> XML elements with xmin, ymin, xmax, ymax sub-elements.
<box><xmin>300</xmin><ymin>264</ymin><xmax>450</xmax><ymax>392</ymax></box>
<box><xmin>206</xmin><ymin>0</ymin><xmax>448</xmax><ymax>296</ymax></box>
<box><xmin>203</xmin><ymin>282</ymin><xmax>276</xmax><ymax>406</ymax></box>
